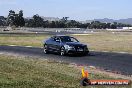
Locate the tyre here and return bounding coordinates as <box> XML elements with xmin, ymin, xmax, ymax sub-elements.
<box><xmin>83</xmin><ymin>49</ymin><xmax>90</xmax><ymax>56</ymax></box>
<box><xmin>87</xmin><ymin>50</ymin><xmax>90</xmax><ymax>56</ymax></box>
<box><xmin>43</xmin><ymin>44</ymin><xmax>49</xmax><ymax>54</ymax></box>
<box><xmin>60</xmin><ymin>47</ymin><xmax>66</xmax><ymax>56</ymax></box>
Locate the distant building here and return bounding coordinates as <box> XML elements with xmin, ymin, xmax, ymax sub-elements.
<box><xmin>106</xmin><ymin>27</ymin><xmax>132</xmax><ymax>31</ymax></box>
<box><xmin>25</xmin><ymin>17</ymin><xmax>60</xmax><ymax>21</ymax></box>
<box><xmin>41</xmin><ymin>17</ymin><xmax>60</xmax><ymax>21</ymax></box>
<box><xmin>117</xmin><ymin>27</ymin><xmax>132</xmax><ymax>30</ymax></box>
<box><xmin>129</xmin><ymin>27</ymin><xmax>132</xmax><ymax>29</ymax></box>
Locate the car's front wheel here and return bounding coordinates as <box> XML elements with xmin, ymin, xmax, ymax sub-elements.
<box><xmin>43</xmin><ymin>44</ymin><xmax>49</xmax><ymax>54</ymax></box>
<box><xmin>60</xmin><ymin>47</ymin><xmax>66</xmax><ymax>56</ymax></box>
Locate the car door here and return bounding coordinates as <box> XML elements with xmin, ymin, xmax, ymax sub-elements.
<box><xmin>53</xmin><ymin>37</ymin><xmax>61</xmax><ymax>52</ymax></box>
<box><xmin>46</xmin><ymin>37</ymin><xmax>55</xmax><ymax>51</ymax></box>
<box><xmin>48</xmin><ymin>37</ymin><xmax>61</xmax><ymax>52</ymax></box>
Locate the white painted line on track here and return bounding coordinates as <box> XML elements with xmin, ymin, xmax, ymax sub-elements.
<box><xmin>0</xmin><ymin>52</ymin><xmax>3</xmax><ymax>55</ymax></box>
<box><xmin>102</xmin><ymin>51</ymin><xmax>109</xmax><ymax>52</ymax></box>
<box><xmin>9</xmin><ymin>45</ymin><xmax>17</xmax><ymax>46</ymax></box>
<box><xmin>7</xmin><ymin>45</ymin><xmax>44</xmax><ymax>49</ymax></box>
<box><xmin>118</xmin><ymin>52</ymin><xmax>128</xmax><ymax>54</ymax></box>
<box><xmin>25</xmin><ymin>46</ymin><xmax>33</xmax><ymax>48</ymax></box>
<box><xmin>89</xmin><ymin>66</ymin><xmax>96</xmax><ymax>69</ymax></box>
<box><xmin>91</xmin><ymin>50</ymin><xmax>130</xmax><ymax>54</ymax></box>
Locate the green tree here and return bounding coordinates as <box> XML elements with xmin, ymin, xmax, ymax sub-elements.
<box><xmin>7</xmin><ymin>10</ymin><xmax>16</xmax><ymax>26</ymax></box>
<box><xmin>33</xmin><ymin>14</ymin><xmax>44</xmax><ymax>27</ymax></box>
<box><xmin>0</xmin><ymin>16</ymin><xmax>6</xmax><ymax>26</ymax></box>
<box><xmin>18</xmin><ymin>10</ymin><xmax>25</xmax><ymax>27</ymax></box>
<box><xmin>106</xmin><ymin>23</ymin><xmax>111</xmax><ymax>29</ymax></box>
<box><xmin>7</xmin><ymin>10</ymin><xmax>25</xmax><ymax>27</ymax></box>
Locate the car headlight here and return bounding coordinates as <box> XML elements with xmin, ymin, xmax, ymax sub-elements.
<box><xmin>64</xmin><ymin>45</ymin><xmax>75</xmax><ymax>49</ymax></box>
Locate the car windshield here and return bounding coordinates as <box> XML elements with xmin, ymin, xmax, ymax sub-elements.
<box><xmin>60</xmin><ymin>36</ymin><xmax>79</xmax><ymax>42</ymax></box>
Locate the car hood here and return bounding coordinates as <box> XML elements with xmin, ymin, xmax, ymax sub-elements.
<box><xmin>65</xmin><ymin>42</ymin><xmax>86</xmax><ymax>46</ymax></box>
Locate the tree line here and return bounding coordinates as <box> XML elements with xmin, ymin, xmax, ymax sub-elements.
<box><xmin>0</xmin><ymin>10</ymin><xmax>132</xmax><ymax>29</ymax></box>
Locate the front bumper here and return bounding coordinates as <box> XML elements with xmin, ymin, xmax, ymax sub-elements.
<box><xmin>65</xmin><ymin>49</ymin><xmax>89</xmax><ymax>55</ymax></box>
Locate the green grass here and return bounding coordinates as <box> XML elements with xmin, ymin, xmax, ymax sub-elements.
<box><xmin>0</xmin><ymin>34</ymin><xmax>50</xmax><ymax>47</ymax></box>
<box><xmin>0</xmin><ymin>32</ymin><xmax>132</xmax><ymax>53</ymax></box>
<box><xmin>0</xmin><ymin>55</ymin><xmax>131</xmax><ymax>88</ymax></box>
<box><xmin>73</xmin><ymin>32</ymin><xmax>132</xmax><ymax>53</ymax></box>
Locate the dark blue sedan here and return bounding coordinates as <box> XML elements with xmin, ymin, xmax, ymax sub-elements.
<box><xmin>43</xmin><ymin>35</ymin><xmax>89</xmax><ymax>56</ymax></box>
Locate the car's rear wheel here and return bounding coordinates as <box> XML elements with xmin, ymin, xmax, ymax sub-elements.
<box><xmin>60</xmin><ymin>47</ymin><xmax>66</xmax><ymax>56</ymax></box>
<box><xmin>84</xmin><ymin>51</ymin><xmax>90</xmax><ymax>56</ymax></box>
<box><xmin>87</xmin><ymin>50</ymin><xmax>90</xmax><ymax>55</ymax></box>
<box><xmin>43</xmin><ymin>44</ymin><xmax>49</xmax><ymax>54</ymax></box>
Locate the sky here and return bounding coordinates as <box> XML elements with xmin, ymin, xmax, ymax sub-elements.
<box><xmin>0</xmin><ymin>0</ymin><xmax>131</xmax><ymax>21</ymax></box>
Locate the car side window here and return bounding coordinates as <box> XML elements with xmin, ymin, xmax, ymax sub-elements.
<box><xmin>71</xmin><ymin>37</ymin><xmax>79</xmax><ymax>42</ymax></box>
<box><xmin>53</xmin><ymin>37</ymin><xmax>60</xmax><ymax>42</ymax></box>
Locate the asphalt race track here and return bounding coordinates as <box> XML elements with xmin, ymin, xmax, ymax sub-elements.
<box><xmin>0</xmin><ymin>45</ymin><xmax>132</xmax><ymax>75</ymax></box>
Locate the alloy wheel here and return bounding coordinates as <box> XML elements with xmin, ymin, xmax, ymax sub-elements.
<box><xmin>60</xmin><ymin>47</ymin><xmax>65</xmax><ymax>56</ymax></box>
<box><xmin>44</xmin><ymin>45</ymin><xmax>48</xmax><ymax>54</ymax></box>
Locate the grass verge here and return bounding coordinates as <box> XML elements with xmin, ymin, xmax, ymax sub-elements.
<box><xmin>0</xmin><ymin>32</ymin><xmax>132</xmax><ymax>53</ymax></box>
<box><xmin>0</xmin><ymin>54</ymin><xmax>131</xmax><ymax>88</ymax></box>
<box><xmin>73</xmin><ymin>32</ymin><xmax>132</xmax><ymax>53</ymax></box>
<box><xmin>0</xmin><ymin>34</ymin><xmax>50</xmax><ymax>47</ymax></box>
